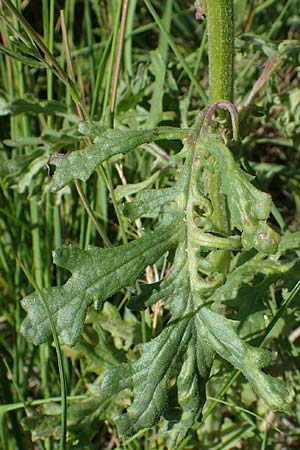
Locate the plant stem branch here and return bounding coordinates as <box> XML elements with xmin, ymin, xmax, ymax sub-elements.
<box><xmin>205</xmin><ymin>0</ymin><xmax>234</xmax><ymax>273</ymax></box>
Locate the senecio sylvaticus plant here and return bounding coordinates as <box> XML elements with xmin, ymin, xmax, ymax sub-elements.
<box><xmin>20</xmin><ymin>0</ymin><xmax>294</xmax><ymax>448</ymax></box>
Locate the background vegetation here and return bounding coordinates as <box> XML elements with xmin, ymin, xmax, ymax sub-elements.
<box><xmin>0</xmin><ymin>0</ymin><xmax>300</xmax><ymax>449</ymax></box>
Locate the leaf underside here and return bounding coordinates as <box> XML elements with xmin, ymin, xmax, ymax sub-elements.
<box><xmin>21</xmin><ymin>125</ymin><xmax>291</xmax><ymax>447</ymax></box>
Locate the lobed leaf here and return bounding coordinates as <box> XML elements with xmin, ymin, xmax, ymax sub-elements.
<box><xmin>100</xmin><ymin>252</ymin><xmax>213</xmax><ymax>441</ymax></box>
<box><xmin>51</xmin><ymin>123</ymin><xmax>188</xmax><ymax>191</ymax></box>
<box><xmin>115</xmin><ymin>317</ymin><xmax>192</xmax><ymax>437</ymax></box>
<box><xmin>21</xmin><ymin>224</ymin><xmax>179</xmax><ymax>346</ymax></box>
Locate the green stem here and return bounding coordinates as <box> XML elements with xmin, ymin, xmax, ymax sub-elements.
<box><xmin>206</xmin><ymin>0</ymin><xmax>234</xmax><ymax>103</ymax></box>
<box><xmin>74</xmin><ymin>180</ymin><xmax>112</xmax><ymax>248</ymax></box>
<box><xmin>205</xmin><ymin>0</ymin><xmax>234</xmax><ymax>273</ymax></box>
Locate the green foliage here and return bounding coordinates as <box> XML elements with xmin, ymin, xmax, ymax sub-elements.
<box><xmin>1</xmin><ymin>1</ymin><xmax>300</xmax><ymax>449</ymax></box>
<box><xmin>20</xmin><ymin>125</ymin><xmax>293</xmax><ymax>447</ymax></box>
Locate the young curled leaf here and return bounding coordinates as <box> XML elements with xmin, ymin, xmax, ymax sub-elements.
<box><xmin>199</xmin><ymin>135</ymin><xmax>280</xmax><ymax>253</ymax></box>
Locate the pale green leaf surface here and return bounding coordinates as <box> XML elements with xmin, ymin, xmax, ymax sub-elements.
<box><xmin>196</xmin><ymin>307</ymin><xmax>290</xmax><ymax>413</ymax></box>
<box><xmin>51</xmin><ymin>123</ymin><xmax>188</xmax><ymax>191</ymax></box>
<box><xmin>4</xmin><ymin>149</ymin><xmax>49</xmax><ymax>193</ymax></box>
<box><xmin>22</xmin><ymin>391</ymin><xmax>131</xmax><ymax>446</ymax></box>
<box><xmin>146</xmin><ymin>50</ymin><xmax>167</xmax><ymax>128</ymax></box>
<box><xmin>97</xmin><ymin>303</ymin><xmax>141</xmax><ymax>351</ymax></box>
<box><xmin>3</xmin><ymin>137</ymin><xmax>43</xmax><ymax>147</ymax></box>
<box><xmin>0</xmin><ymin>97</ymin><xmax>70</xmax><ymax>116</ymax></box>
<box><xmin>278</xmin><ymin>231</ymin><xmax>300</xmax><ymax>253</ymax></box>
<box><xmin>124</xmin><ymin>187</ymin><xmax>179</xmax><ymax>220</ymax></box>
<box><xmin>3</xmin><ymin>132</ymin><xmax>78</xmax><ymax>151</ymax></box>
<box><xmin>75</xmin><ymin>329</ymin><xmax>126</xmax><ymax>370</ymax></box>
<box><xmin>210</xmin><ymin>254</ymin><xmax>294</xmax><ymax>305</ymax></box>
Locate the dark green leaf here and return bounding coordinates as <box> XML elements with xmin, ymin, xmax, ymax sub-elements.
<box><xmin>0</xmin><ymin>97</ymin><xmax>72</xmax><ymax>117</ymax></box>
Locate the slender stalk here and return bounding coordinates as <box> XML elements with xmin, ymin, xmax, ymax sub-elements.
<box><xmin>102</xmin><ymin>0</ymin><xmax>123</xmax><ymax>124</ymax></box>
<box><xmin>17</xmin><ymin>259</ymin><xmax>68</xmax><ymax>450</ymax></box>
<box><xmin>124</xmin><ymin>0</ymin><xmax>137</xmax><ymax>75</ymax></box>
<box><xmin>90</xmin><ymin>32</ymin><xmax>112</xmax><ymax>118</ymax></box>
<box><xmin>74</xmin><ymin>180</ymin><xmax>112</xmax><ymax>248</ymax></box>
<box><xmin>110</xmin><ymin>0</ymin><xmax>129</xmax><ymax>119</ymax></box>
<box><xmin>84</xmin><ymin>0</ymin><xmax>96</xmax><ymax>90</ymax></box>
<box><xmin>101</xmin><ymin>0</ymin><xmax>129</xmax><ymax>245</ymax></box>
<box><xmin>1</xmin><ymin>0</ymin><xmax>79</xmax><ymax>99</ymax></box>
<box><xmin>205</xmin><ymin>0</ymin><xmax>234</xmax><ymax>273</ymax></box>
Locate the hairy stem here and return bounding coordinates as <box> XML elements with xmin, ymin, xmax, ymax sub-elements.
<box><xmin>206</xmin><ymin>0</ymin><xmax>234</xmax><ymax>103</ymax></box>
<box><xmin>206</xmin><ymin>0</ymin><xmax>234</xmax><ymax>273</ymax></box>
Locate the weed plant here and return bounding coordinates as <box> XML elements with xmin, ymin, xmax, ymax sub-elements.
<box><xmin>0</xmin><ymin>1</ymin><xmax>300</xmax><ymax>449</ymax></box>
